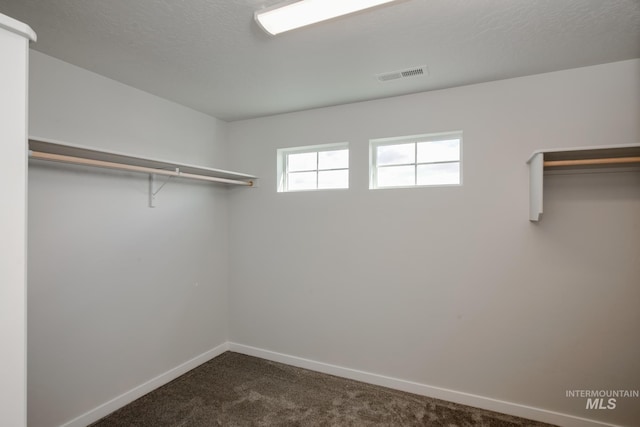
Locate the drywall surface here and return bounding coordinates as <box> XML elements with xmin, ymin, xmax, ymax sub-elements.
<box><xmin>0</xmin><ymin>20</ymin><xmax>33</xmax><ymax>427</ymax></box>
<box><xmin>27</xmin><ymin>51</ymin><xmax>230</xmax><ymax>427</ymax></box>
<box><xmin>227</xmin><ymin>59</ymin><xmax>640</xmax><ymax>426</ymax></box>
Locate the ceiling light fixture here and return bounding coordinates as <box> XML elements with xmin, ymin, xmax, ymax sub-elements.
<box><xmin>255</xmin><ymin>0</ymin><xmax>398</xmax><ymax>36</ymax></box>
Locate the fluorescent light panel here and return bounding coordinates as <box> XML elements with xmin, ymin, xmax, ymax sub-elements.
<box><xmin>255</xmin><ymin>0</ymin><xmax>397</xmax><ymax>35</ymax></box>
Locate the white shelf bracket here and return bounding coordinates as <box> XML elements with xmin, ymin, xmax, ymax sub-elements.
<box><xmin>149</xmin><ymin>169</ymin><xmax>177</xmax><ymax>208</ymax></box>
<box><xmin>527</xmin><ymin>144</ymin><xmax>640</xmax><ymax>221</ymax></box>
<box><xmin>529</xmin><ymin>152</ymin><xmax>544</xmax><ymax>222</ymax></box>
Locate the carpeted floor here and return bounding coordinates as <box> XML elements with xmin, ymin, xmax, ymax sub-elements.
<box><xmin>91</xmin><ymin>352</ymin><xmax>556</xmax><ymax>426</ymax></box>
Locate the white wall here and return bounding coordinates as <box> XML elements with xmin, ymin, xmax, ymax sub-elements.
<box><xmin>227</xmin><ymin>59</ymin><xmax>640</xmax><ymax>426</ymax></box>
<box><xmin>27</xmin><ymin>51</ymin><xmax>231</xmax><ymax>427</ymax></box>
<box><xmin>0</xmin><ymin>15</ymin><xmax>35</xmax><ymax>427</ymax></box>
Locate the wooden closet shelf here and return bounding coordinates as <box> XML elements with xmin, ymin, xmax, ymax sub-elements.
<box><xmin>28</xmin><ymin>136</ymin><xmax>257</xmax><ymax>207</ymax></box>
<box><xmin>526</xmin><ymin>144</ymin><xmax>640</xmax><ymax>221</ymax></box>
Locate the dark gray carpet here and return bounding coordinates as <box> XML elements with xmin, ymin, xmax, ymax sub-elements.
<box><xmin>91</xmin><ymin>352</ymin><xmax>556</xmax><ymax>426</ymax></box>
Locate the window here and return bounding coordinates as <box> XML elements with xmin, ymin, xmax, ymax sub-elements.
<box><xmin>277</xmin><ymin>143</ymin><xmax>349</xmax><ymax>192</ymax></box>
<box><xmin>370</xmin><ymin>132</ymin><xmax>462</xmax><ymax>189</ymax></box>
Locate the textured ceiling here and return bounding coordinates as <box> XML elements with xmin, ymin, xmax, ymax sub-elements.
<box><xmin>0</xmin><ymin>0</ymin><xmax>639</xmax><ymax>121</ymax></box>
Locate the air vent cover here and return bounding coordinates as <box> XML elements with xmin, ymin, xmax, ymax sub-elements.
<box><xmin>376</xmin><ymin>65</ymin><xmax>428</xmax><ymax>82</ymax></box>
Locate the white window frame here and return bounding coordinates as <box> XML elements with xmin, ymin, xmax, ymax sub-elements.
<box><xmin>277</xmin><ymin>142</ymin><xmax>349</xmax><ymax>192</ymax></box>
<box><xmin>369</xmin><ymin>131</ymin><xmax>463</xmax><ymax>189</ymax></box>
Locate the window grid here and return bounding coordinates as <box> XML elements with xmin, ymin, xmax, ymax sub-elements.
<box><xmin>278</xmin><ymin>143</ymin><xmax>349</xmax><ymax>192</ymax></box>
<box><xmin>375</xmin><ymin>142</ymin><xmax>459</xmax><ymax>186</ymax></box>
<box><xmin>370</xmin><ymin>132</ymin><xmax>462</xmax><ymax>189</ymax></box>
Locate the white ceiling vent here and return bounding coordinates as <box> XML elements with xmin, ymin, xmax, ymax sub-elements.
<box><xmin>376</xmin><ymin>65</ymin><xmax>428</xmax><ymax>82</ymax></box>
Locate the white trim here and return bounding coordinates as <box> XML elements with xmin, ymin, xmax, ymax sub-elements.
<box><xmin>371</xmin><ymin>130</ymin><xmax>464</xmax><ymax>145</ymax></box>
<box><xmin>529</xmin><ymin>152</ymin><xmax>544</xmax><ymax>221</ymax></box>
<box><xmin>276</xmin><ymin>142</ymin><xmax>349</xmax><ymax>192</ymax></box>
<box><xmin>59</xmin><ymin>342</ymin><xmax>229</xmax><ymax>427</ymax></box>
<box><xmin>55</xmin><ymin>341</ymin><xmax>624</xmax><ymax>427</ymax></box>
<box><xmin>0</xmin><ymin>13</ymin><xmax>36</xmax><ymax>41</ymax></box>
<box><xmin>526</xmin><ymin>143</ymin><xmax>640</xmax><ymax>164</ymax></box>
<box><xmin>228</xmin><ymin>342</ymin><xmax>622</xmax><ymax>427</ymax></box>
<box><xmin>369</xmin><ymin>131</ymin><xmax>463</xmax><ymax>189</ymax></box>
<box><xmin>0</xmin><ymin>20</ymin><xmax>32</xmax><ymax>427</ymax></box>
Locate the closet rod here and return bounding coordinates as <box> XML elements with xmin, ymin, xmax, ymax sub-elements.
<box><xmin>544</xmin><ymin>156</ymin><xmax>640</xmax><ymax>168</ymax></box>
<box><xmin>29</xmin><ymin>151</ymin><xmax>253</xmax><ymax>186</ymax></box>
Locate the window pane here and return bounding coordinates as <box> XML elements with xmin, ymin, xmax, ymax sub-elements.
<box><xmin>417</xmin><ymin>162</ymin><xmax>460</xmax><ymax>185</ymax></box>
<box><xmin>319</xmin><ymin>149</ymin><xmax>348</xmax><ymax>170</ymax></box>
<box><xmin>288</xmin><ymin>152</ymin><xmax>317</xmax><ymax>172</ymax></box>
<box><xmin>417</xmin><ymin>139</ymin><xmax>460</xmax><ymax>163</ymax></box>
<box><xmin>377</xmin><ymin>143</ymin><xmax>415</xmax><ymax>166</ymax></box>
<box><xmin>377</xmin><ymin>165</ymin><xmax>415</xmax><ymax>187</ymax></box>
<box><xmin>288</xmin><ymin>171</ymin><xmax>317</xmax><ymax>190</ymax></box>
<box><xmin>318</xmin><ymin>169</ymin><xmax>348</xmax><ymax>189</ymax></box>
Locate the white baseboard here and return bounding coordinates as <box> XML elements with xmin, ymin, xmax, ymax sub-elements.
<box><xmin>60</xmin><ymin>342</ymin><xmax>229</xmax><ymax>427</ymax></box>
<box><xmin>228</xmin><ymin>342</ymin><xmax>621</xmax><ymax>427</ymax></box>
<box><xmin>58</xmin><ymin>341</ymin><xmax>622</xmax><ymax>427</ymax></box>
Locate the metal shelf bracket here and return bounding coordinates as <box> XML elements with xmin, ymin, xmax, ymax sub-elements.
<box><xmin>149</xmin><ymin>170</ymin><xmax>177</xmax><ymax>208</ymax></box>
